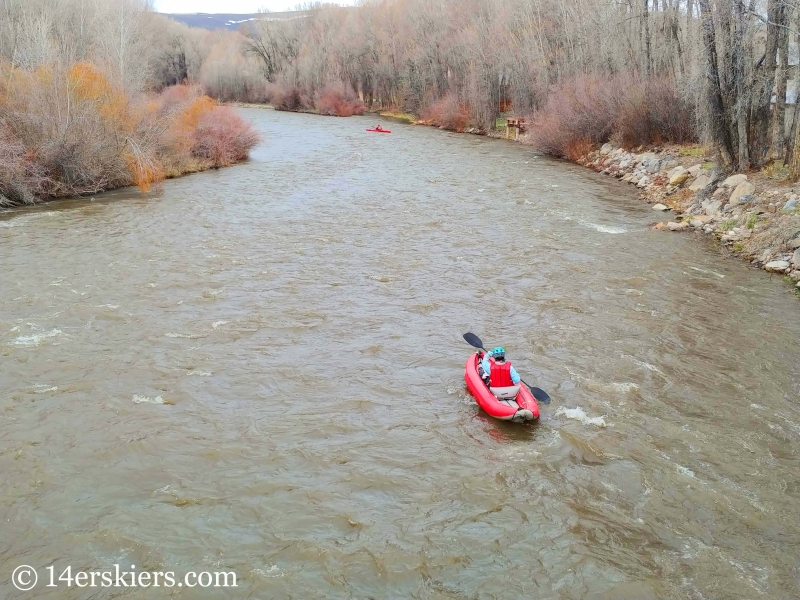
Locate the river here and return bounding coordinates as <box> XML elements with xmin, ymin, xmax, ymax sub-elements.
<box><xmin>2</xmin><ymin>108</ymin><xmax>800</xmax><ymax>599</ymax></box>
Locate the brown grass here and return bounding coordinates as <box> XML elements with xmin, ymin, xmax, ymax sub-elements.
<box><xmin>741</xmin><ymin>213</ymin><xmax>800</xmax><ymax>259</ymax></box>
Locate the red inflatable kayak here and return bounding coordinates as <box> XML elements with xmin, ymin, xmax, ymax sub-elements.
<box><xmin>366</xmin><ymin>127</ymin><xmax>391</xmax><ymax>133</ymax></box>
<box><xmin>464</xmin><ymin>352</ymin><xmax>539</xmax><ymax>422</ymax></box>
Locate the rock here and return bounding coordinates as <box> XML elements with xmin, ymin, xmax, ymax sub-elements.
<box><xmin>668</xmin><ymin>165</ymin><xmax>686</xmax><ymax>178</ymax></box>
<box><xmin>637</xmin><ymin>176</ymin><xmax>649</xmax><ymax>188</ymax></box>
<box><xmin>707</xmin><ymin>166</ymin><xmax>727</xmax><ymax>187</ymax></box>
<box><xmin>735</xmin><ymin>194</ymin><xmax>757</xmax><ymax>205</ymax></box>
<box><xmin>784</xmin><ymin>198</ymin><xmax>798</xmax><ymax>211</ymax></box>
<box><xmin>652</xmin><ymin>222</ymin><xmax>665</xmax><ymax>230</ymax></box>
<box><xmin>797</xmin><ymin>281</ymin><xmax>800</xmax><ymax>289</ymax></box>
<box><xmin>764</xmin><ymin>260</ymin><xmax>790</xmax><ymax>273</ymax></box>
<box><xmin>789</xmin><ymin>235</ymin><xmax>800</xmax><ymax>250</ymax></box>
<box><xmin>667</xmin><ymin>221</ymin><xmax>690</xmax><ymax>231</ymax></box>
<box><xmin>721</xmin><ymin>173</ymin><xmax>748</xmax><ymax>188</ymax></box>
<box><xmin>703</xmin><ymin>225</ymin><xmax>714</xmax><ymax>234</ymax></box>
<box><xmin>646</xmin><ymin>160</ymin><xmax>663</xmax><ymax>174</ymax></box>
<box><xmin>652</xmin><ymin>203</ymin><xmax>670</xmax><ymax>211</ymax></box>
<box><xmin>669</xmin><ymin>171</ymin><xmax>690</xmax><ymax>186</ymax></box>
<box><xmin>689</xmin><ymin>215</ymin><xmax>713</xmax><ymax>228</ymax></box>
<box><xmin>792</xmin><ymin>249</ymin><xmax>800</xmax><ymax>268</ymax></box>
<box><xmin>730</xmin><ymin>181</ymin><xmax>756</xmax><ymax>204</ymax></box>
<box><xmin>622</xmin><ymin>173</ymin><xmax>635</xmax><ymax>183</ymax></box>
<box><xmin>701</xmin><ymin>199</ymin><xmax>722</xmax><ymax>215</ymax></box>
<box><xmin>662</xmin><ymin>159</ymin><xmax>678</xmax><ymax>172</ymax></box>
<box><xmin>688</xmin><ymin>164</ymin><xmax>704</xmax><ymax>177</ymax></box>
<box><xmin>600</xmin><ymin>143</ymin><xmax>614</xmax><ymax>155</ymax></box>
<box><xmin>712</xmin><ymin>187</ymin><xmax>730</xmax><ymax>200</ymax></box>
<box><xmin>689</xmin><ymin>174</ymin><xmax>712</xmax><ymax>192</ymax></box>
<box><xmin>791</xmin><ymin>270</ymin><xmax>800</xmax><ymax>281</ymax></box>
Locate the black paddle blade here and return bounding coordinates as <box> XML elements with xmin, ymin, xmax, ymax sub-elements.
<box><xmin>462</xmin><ymin>332</ymin><xmax>485</xmax><ymax>350</ymax></box>
<box><xmin>529</xmin><ymin>386</ymin><xmax>551</xmax><ymax>405</ymax></box>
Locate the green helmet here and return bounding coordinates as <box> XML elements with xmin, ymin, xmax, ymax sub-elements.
<box><xmin>490</xmin><ymin>347</ymin><xmax>505</xmax><ymax>360</ymax></box>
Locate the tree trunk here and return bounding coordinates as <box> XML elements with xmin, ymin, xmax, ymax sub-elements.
<box><xmin>750</xmin><ymin>0</ymin><xmax>780</xmax><ymax>166</ymax></box>
<box><xmin>733</xmin><ymin>0</ymin><xmax>749</xmax><ymax>170</ymax></box>
<box><xmin>771</xmin><ymin>1</ymin><xmax>790</xmax><ymax>161</ymax></box>
<box><xmin>698</xmin><ymin>0</ymin><xmax>735</xmax><ymax>166</ymax></box>
<box><xmin>643</xmin><ymin>0</ymin><xmax>653</xmax><ymax>76</ymax></box>
<box><xmin>790</xmin><ymin>119</ymin><xmax>800</xmax><ymax>181</ymax></box>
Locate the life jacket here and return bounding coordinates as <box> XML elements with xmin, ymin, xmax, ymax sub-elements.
<box><xmin>488</xmin><ymin>356</ymin><xmax>513</xmax><ymax>387</ymax></box>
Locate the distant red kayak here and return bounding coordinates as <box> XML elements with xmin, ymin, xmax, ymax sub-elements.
<box><xmin>366</xmin><ymin>127</ymin><xmax>391</xmax><ymax>133</ymax></box>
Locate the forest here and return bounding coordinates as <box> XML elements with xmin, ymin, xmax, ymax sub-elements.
<box><xmin>2</xmin><ymin>0</ymin><xmax>800</xmax><ymax>205</ymax></box>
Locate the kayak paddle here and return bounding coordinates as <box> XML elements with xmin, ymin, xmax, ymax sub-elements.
<box><xmin>462</xmin><ymin>332</ymin><xmax>551</xmax><ymax>405</ymax></box>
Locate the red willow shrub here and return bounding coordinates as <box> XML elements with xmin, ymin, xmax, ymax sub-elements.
<box><xmin>527</xmin><ymin>74</ymin><xmax>695</xmax><ymax>158</ymax></box>
<box><xmin>314</xmin><ymin>84</ymin><xmax>365</xmax><ymax>117</ymax></box>
<box><xmin>422</xmin><ymin>93</ymin><xmax>471</xmax><ymax>132</ymax></box>
<box><xmin>192</xmin><ymin>106</ymin><xmax>261</xmax><ymax>167</ymax></box>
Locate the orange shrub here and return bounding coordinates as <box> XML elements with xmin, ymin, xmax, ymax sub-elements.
<box><xmin>68</xmin><ymin>62</ymin><xmax>112</xmax><ymax>101</ymax></box>
<box><xmin>314</xmin><ymin>84</ymin><xmax>365</xmax><ymax>117</ymax></box>
<box><xmin>565</xmin><ymin>138</ymin><xmax>595</xmax><ymax>162</ymax></box>
<box><xmin>181</xmin><ymin>96</ymin><xmax>218</xmax><ymax>131</ymax></box>
<box><xmin>422</xmin><ymin>93</ymin><xmax>471</xmax><ymax>132</ymax></box>
<box><xmin>191</xmin><ymin>106</ymin><xmax>260</xmax><ymax>168</ymax></box>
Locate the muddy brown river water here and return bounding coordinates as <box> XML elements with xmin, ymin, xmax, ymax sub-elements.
<box><xmin>2</xmin><ymin>109</ymin><xmax>800</xmax><ymax>599</ymax></box>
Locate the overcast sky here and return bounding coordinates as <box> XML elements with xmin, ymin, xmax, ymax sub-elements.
<box><xmin>154</xmin><ymin>0</ymin><xmax>355</xmax><ymax>13</ymax></box>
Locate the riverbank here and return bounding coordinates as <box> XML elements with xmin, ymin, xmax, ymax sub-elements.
<box><xmin>567</xmin><ymin>143</ymin><xmax>800</xmax><ymax>293</ymax></box>
<box><xmin>395</xmin><ymin>109</ymin><xmax>800</xmax><ymax>294</ymax></box>
<box><xmin>1</xmin><ymin>77</ymin><xmax>259</xmax><ymax>209</ymax></box>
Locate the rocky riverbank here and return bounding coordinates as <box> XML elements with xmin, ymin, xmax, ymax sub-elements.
<box><xmin>575</xmin><ymin>144</ymin><xmax>800</xmax><ymax>293</ymax></box>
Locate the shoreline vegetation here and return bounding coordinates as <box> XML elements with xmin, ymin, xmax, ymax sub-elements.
<box><xmin>1</xmin><ymin>76</ymin><xmax>260</xmax><ymax>208</ymax></box>
<box><xmin>2</xmin><ymin>1</ymin><xmax>799</xmax><ymax>293</ymax></box>
<box><xmin>0</xmin><ymin>0</ymin><xmax>261</xmax><ymax>209</ymax></box>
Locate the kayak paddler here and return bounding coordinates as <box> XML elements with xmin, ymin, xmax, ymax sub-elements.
<box><xmin>479</xmin><ymin>347</ymin><xmax>521</xmax><ymax>388</ymax></box>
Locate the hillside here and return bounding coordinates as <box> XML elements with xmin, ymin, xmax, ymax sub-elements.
<box><xmin>161</xmin><ymin>11</ymin><xmax>308</xmax><ymax>31</ymax></box>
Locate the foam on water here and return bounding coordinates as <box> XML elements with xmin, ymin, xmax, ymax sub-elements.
<box><xmin>583</xmin><ymin>222</ymin><xmax>628</xmax><ymax>234</ymax></box>
<box><xmin>132</xmin><ymin>395</ymin><xmax>165</xmax><ymax>404</ymax></box>
<box><xmin>690</xmin><ymin>266</ymin><xmax>726</xmax><ymax>279</ymax></box>
<box><xmin>611</xmin><ymin>382</ymin><xmax>639</xmax><ymax>393</ymax></box>
<box><xmin>12</xmin><ymin>329</ymin><xmax>63</xmax><ymax>346</ymax></box>
<box><xmin>165</xmin><ymin>332</ymin><xmax>206</xmax><ymax>339</ymax></box>
<box><xmin>622</xmin><ymin>354</ymin><xmax>665</xmax><ymax>375</ymax></box>
<box><xmin>555</xmin><ymin>406</ymin><xmax>608</xmax><ymax>427</ymax></box>
<box><xmin>212</xmin><ymin>321</ymin><xmax>228</xmax><ymax>329</ymax></box>
<box><xmin>31</xmin><ymin>385</ymin><xmax>59</xmax><ymax>394</ymax></box>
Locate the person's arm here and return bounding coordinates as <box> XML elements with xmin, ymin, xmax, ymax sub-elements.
<box><xmin>480</xmin><ymin>354</ymin><xmax>491</xmax><ymax>375</ymax></box>
<box><xmin>510</xmin><ymin>365</ymin><xmax>521</xmax><ymax>385</ymax></box>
